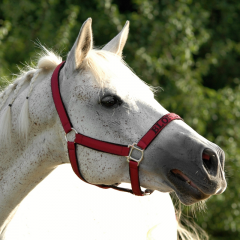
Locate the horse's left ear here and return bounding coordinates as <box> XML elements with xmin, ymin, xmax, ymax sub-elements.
<box><xmin>66</xmin><ymin>18</ymin><xmax>93</xmax><ymax>71</ymax></box>
<box><xmin>102</xmin><ymin>21</ymin><xmax>129</xmax><ymax>56</ymax></box>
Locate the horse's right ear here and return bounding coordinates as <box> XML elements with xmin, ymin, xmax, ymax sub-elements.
<box><xmin>65</xmin><ymin>18</ymin><xmax>93</xmax><ymax>72</ymax></box>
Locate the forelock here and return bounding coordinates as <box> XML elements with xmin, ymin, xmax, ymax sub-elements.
<box><xmin>81</xmin><ymin>49</ymin><xmax>155</xmax><ymax>110</ymax></box>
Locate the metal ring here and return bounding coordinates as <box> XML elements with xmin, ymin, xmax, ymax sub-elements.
<box><xmin>65</xmin><ymin>128</ymin><xmax>78</xmax><ymax>142</ymax></box>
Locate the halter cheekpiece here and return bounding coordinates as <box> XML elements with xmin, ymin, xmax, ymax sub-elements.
<box><xmin>51</xmin><ymin>62</ymin><xmax>182</xmax><ymax>196</ymax></box>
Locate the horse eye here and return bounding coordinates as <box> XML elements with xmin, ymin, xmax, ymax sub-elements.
<box><xmin>101</xmin><ymin>95</ymin><xmax>122</xmax><ymax>108</ymax></box>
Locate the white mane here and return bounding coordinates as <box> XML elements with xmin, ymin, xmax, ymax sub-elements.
<box><xmin>0</xmin><ymin>46</ymin><xmax>62</xmax><ymax>143</ymax></box>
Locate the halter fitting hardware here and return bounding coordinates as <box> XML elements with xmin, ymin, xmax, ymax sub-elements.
<box><xmin>126</xmin><ymin>143</ymin><xmax>144</xmax><ymax>166</ymax></box>
<box><xmin>51</xmin><ymin>61</ymin><xmax>183</xmax><ymax>196</ymax></box>
<box><xmin>65</xmin><ymin>128</ymin><xmax>78</xmax><ymax>142</ymax></box>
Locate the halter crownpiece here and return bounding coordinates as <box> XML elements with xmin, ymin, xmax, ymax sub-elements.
<box><xmin>51</xmin><ymin>62</ymin><xmax>182</xmax><ymax>196</ymax></box>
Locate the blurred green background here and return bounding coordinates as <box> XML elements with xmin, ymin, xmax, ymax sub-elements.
<box><xmin>1</xmin><ymin>0</ymin><xmax>240</xmax><ymax>239</ymax></box>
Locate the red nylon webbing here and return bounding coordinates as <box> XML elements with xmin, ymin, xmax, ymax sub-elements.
<box><xmin>129</xmin><ymin>161</ymin><xmax>143</xmax><ymax>196</ymax></box>
<box><xmin>51</xmin><ymin>61</ymin><xmax>72</xmax><ymax>133</ymax></box>
<box><xmin>129</xmin><ymin>113</ymin><xmax>182</xmax><ymax>196</ymax></box>
<box><xmin>138</xmin><ymin>113</ymin><xmax>182</xmax><ymax>150</ymax></box>
<box><xmin>75</xmin><ymin>134</ymin><xmax>129</xmax><ymax>156</ymax></box>
<box><xmin>67</xmin><ymin>142</ymin><xmax>82</xmax><ymax>179</ymax></box>
<box><xmin>68</xmin><ymin>142</ymin><xmax>110</xmax><ymax>189</ymax></box>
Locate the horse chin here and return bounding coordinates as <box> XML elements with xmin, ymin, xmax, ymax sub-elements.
<box><xmin>174</xmin><ymin>189</ymin><xmax>211</xmax><ymax>206</ymax></box>
<box><xmin>167</xmin><ymin>170</ymin><xmax>211</xmax><ymax>205</ymax></box>
<box><xmin>174</xmin><ymin>192</ymin><xmax>210</xmax><ymax>206</ymax></box>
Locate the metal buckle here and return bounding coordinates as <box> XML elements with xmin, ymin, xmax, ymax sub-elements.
<box><xmin>65</xmin><ymin>128</ymin><xmax>78</xmax><ymax>142</ymax></box>
<box><xmin>126</xmin><ymin>143</ymin><xmax>144</xmax><ymax>166</ymax></box>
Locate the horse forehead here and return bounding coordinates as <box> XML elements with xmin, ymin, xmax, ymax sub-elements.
<box><xmin>69</xmin><ymin>59</ymin><xmax>154</xmax><ymax>106</ymax></box>
<box><xmin>94</xmin><ymin>72</ymin><xmax>153</xmax><ymax>100</ymax></box>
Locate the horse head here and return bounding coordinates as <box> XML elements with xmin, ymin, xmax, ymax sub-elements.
<box><xmin>57</xmin><ymin>18</ymin><xmax>227</xmax><ymax>205</ymax></box>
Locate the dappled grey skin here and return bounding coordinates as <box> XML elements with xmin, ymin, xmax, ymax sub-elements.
<box><xmin>0</xmin><ymin>18</ymin><xmax>226</xmax><ymax>238</ymax></box>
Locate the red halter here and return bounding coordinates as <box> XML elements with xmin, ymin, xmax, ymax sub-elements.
<box><xmin>51</xmin><ymin>62</ymin><xmax>182</xmax><ymax>196</ymax></box>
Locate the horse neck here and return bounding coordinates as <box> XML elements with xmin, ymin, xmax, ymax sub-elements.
<box><xmin>0</xmin><ymin>71</ymin><xmax>68</xmax><ymax>235</ymax></box>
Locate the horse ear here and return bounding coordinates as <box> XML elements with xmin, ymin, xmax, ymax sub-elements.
<box><xmin>102</xmin><ymin>21</ymin><xmax>129</xmax><ymax>56</ymax></box>
<box><xmin>66</xmin><ymin>18</ymin><xmax>93</xmax><ymax>71</ymax></box>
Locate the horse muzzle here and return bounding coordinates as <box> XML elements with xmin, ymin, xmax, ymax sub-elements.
<box><xmin>167</xmin><ymin>144</ymin><xmax>227</xmax><ymax>205</ymax></box>
<box><xmin>147</xmin><ymin>124</ymin><xmax>228</xmax><ymax>205</ymax></box>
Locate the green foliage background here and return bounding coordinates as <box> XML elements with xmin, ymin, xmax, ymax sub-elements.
<box><xmin>1</xmin><ymin>0</ymin><xmax>240</xmax><ymax>239</ymax></box>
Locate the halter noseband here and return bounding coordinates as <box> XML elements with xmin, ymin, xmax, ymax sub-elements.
<box><xmin>51</xmin><ymin>62</ymin><xmax>182</xmax><ymax>196</ymax></box>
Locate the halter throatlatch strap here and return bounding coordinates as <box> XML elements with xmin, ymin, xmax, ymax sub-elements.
<box><xmin>51</xmin><ymin>62</ymin><xmax>182</xmax><ymax>196</ymax></box>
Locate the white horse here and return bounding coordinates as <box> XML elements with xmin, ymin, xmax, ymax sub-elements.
<box><xmin>0</xmin><ymin>18</ymin><xmax>226</xmax><ymax>239</ymax></box>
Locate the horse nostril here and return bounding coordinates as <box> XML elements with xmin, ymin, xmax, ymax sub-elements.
<box><xmin>202</xmin><ymin>153</ymin><xmax>210</xmax><ymax>161</ymax></box>
<box><xmin>203</xmin><ymin>153</ymin><xmax>211</xmax><ymax>173</ymax></box>
<box><xmin>202</xmin><ymin>149</ymin><xmax>217</xmax><ymax>175</ymax></box>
